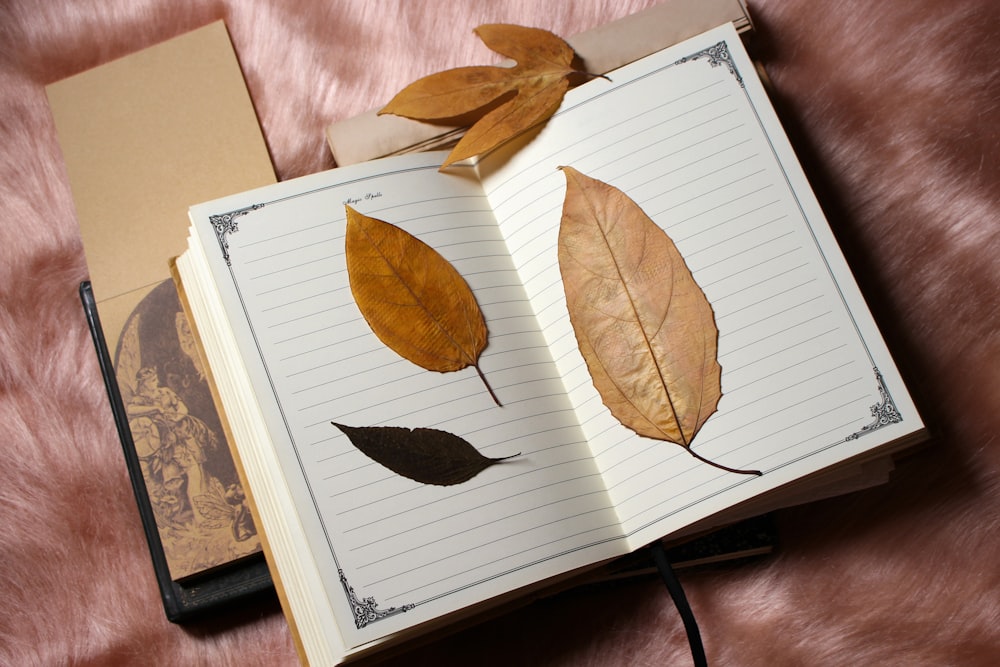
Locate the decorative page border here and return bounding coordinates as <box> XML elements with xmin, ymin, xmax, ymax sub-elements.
<box><xmin>201</xmin><ymin>37</ymin><xmax>906</xmax><ymax>631</ymax></box>
<box><xmin>210</xmin><ymin>203</ymin><xmax>264</xmax><ymax>266</ymax></box>
<box><xmin>675</xmin><ymin>40</ymin><xmax>745</xmax><ymax>87</ymax></box>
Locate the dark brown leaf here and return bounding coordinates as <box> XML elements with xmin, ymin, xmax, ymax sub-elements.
<box><xmin>333</xmin><ymin>422</ymin><xmax>518</xmax><ymax>486</ymax></box>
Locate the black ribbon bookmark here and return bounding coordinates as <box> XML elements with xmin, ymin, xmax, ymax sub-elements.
<box><xmin>650</xmin><ymin>540</ymin><xmax>708</xmax><ymax>667</ymax></box>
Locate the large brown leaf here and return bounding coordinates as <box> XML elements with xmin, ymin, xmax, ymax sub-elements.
<box><xmin>557</xmin><ymin>167</ymin><xmax>759</xmax><ymax>476</ymax></box>
<box><xmin>333</xmin><ymin>422</ymin><xmax>517</xmax><ymax>486</ymax></box>
<box><xmin>344</xmin><ymin>206</ymin><xmax>499</xmax><ymax>405</ymax></box>
<box><xmin>379</xmin><ymin>24</ymin><xmax>587</xmax><ymax>169</ymax></box>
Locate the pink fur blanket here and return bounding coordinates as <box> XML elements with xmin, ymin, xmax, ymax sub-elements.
<box><xmin>2</xmin><ymin>0</ymin><xmax>998</xmax><ymax>664</ymax></box>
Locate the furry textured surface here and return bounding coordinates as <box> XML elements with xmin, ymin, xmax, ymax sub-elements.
<box><xmin>2</xmin><ymin>0</ymin><xmax>999</xmax><ymax>664</ymax></box>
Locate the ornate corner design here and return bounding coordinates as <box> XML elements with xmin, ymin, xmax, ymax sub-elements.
<box><xmin>339</xmin><ymin>569</ymin><xmax>413</xmax><ymax>629</ymax></box>
<box><xmin>675</xmin><ymin>40</ymin><xmax>744</xmax><ymax>88</ymax></box>
<box><xmin>847</xmin><ymin>368</ymin><xmax>903</xmax><ymax>440</ymax></box>
<box><xmin>209</xmin><ymin>203</ymin><xmax>264</xmax><ymax>266</ymax></box>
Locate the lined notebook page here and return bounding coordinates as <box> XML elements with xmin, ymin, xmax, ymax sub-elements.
<box><xmin>479</xmin><ymin>22</ymin><xmax>919</xmax><ymax>549</ymax></box>
<box><xmin>188</xmin><ymin>153</ymin><xmax>625</xmax><ymax>646</ymax></box>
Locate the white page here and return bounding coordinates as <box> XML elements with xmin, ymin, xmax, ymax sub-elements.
<box><xmin>478</xmin><ymin>22</ymin><xmax>922</xmax><ymax>549</ymax></box>
<box><xmin>187</xmin><ymin>153</ymin><xmax>626</xmax><ymax>648</ymax></box>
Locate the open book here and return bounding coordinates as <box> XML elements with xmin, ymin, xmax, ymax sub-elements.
<box><xmin>175</xmin><ymin>23</ymin><xmax>924</xmax><ymax>665</ymax></box>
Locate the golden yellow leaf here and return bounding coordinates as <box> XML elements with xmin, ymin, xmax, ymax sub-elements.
<box><xmin>557</xmin><ymin>167</ymin><xmax>759</xmax><ymax>475</ymax></box>
<box><xmin>379</xmin><ymin>24</ymin><xmax>587</xmax><ymax>168</ymax></box>
<box><xmin>344</xmin><ymin>206</ymin><xmax>499</xmax><ymax>405</ymax></box>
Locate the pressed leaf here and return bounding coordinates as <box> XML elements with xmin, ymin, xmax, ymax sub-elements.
<box><xmin>344</xmin><ymin>206</ymin><xmax>499</xmax><ymax>405</ymax></box>
<box><xmin>333</xmin><ymin>422</ymin><xmax>517</xmax><ymax>486</ymax></box>
<box><xmin>557</xmin><ymin>167</ymin><xmax>759</xmax><ymax>476</ymax></box>
<box><xmin>376</xmin><ymin>66</ymin><xmax>515</xmax><ymax>121</ymax></box>
<box><xmin>443</xmin><ymin>76</ymin><xmax>569</xmax><ymax>168</ymax></box>
<box><xmin>379</xmin><ymin>24</ymin><xmax>587</xmax><ymax>168</ymax></box>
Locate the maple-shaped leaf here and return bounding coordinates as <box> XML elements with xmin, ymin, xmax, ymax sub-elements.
<box><xmin>333</xmin><ymin>422</ymin><xmax>518</xmax><ymax>486</ymax></box>
<box><xmin>344</xmin><ymin>205</ymin><xmax>500</xmax><ymax>405</ymax></box>
<box><xmin>379</xmin><ymin>24</ymin><xmax>590</xmax><ymax>168</ymax></box>
<box><xmin>557</xmin><ymin>167</ymin><xmax>760</xmax><ymax>476</ymax></box>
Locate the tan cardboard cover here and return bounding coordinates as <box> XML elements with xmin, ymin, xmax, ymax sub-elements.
<box><xmin>47</xmin><ymin>20</ymin><xmax>276</xmax><ymax>581</ymax></box>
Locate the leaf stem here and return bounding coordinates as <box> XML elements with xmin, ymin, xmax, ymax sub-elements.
<box><xmin>686</xmin><ymin>447</ymin><xmax>762</xmax><ymax>476</ymax></box>
<box><xmin>475</xmin><ymin>363</ymin><xmax>502</xmax><ymax>407</ymax></box>
<box><xmin>571</xmin><ymin>70</ymin><xmax>612</xmax><ymax>83</ymax></box>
